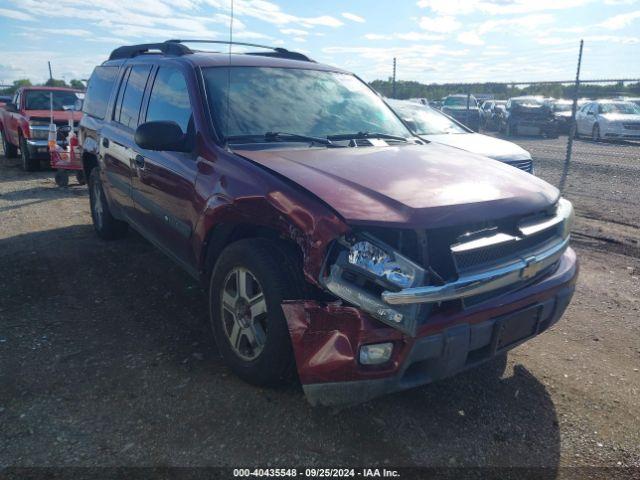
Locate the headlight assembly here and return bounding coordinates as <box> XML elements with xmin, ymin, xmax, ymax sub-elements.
<box><xmin>321</xmin><ymin>233</ymin><xmax>428</xmax><ymax>335</ymax></box>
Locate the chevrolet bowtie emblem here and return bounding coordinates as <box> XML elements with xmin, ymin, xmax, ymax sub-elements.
<box><xmin>521</xmin><ymin>256</ymin><xmax>542</xmax><ymax>280</ymax></box>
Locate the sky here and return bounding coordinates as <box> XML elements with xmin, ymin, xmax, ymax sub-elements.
<box><xmin>0</xmin><ymin>0</ymin><xmax>639</xmax><ymax>86</ymax></box>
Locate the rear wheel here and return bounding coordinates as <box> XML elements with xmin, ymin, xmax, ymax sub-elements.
<box><xmin>88</xmin><ymin>168</ymin><xmax>128</xmax><ymax>240</ymax></box>
<box><xmin>21</xmin><ymin>136</ymin><xmax>39</xmax><ymax>171</ymax></box>
<box><xmin>54</xmin><ymin>170</ymin><xmax>69</xmax><ymax>187</ymax></box>
<box><xmin>209</xmin><ymin>239</ymin><xmax>303</xmax><ymax>387</ymax></box>
<box><xmin>1</xmin><ymin>130</ymin><xmax>18</xmax><ymax>158</ymax></box>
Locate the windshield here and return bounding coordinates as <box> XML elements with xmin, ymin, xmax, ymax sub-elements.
<box><xmin>600</xmin><ymin>102</ymin><xmax>640</xmax><ymax>114</ymax></box>
<box><xmin>512</xmin><ymin>98</ymin><xmax>544</xmax><ymax>107</ymax></box>
<box><xmin>444</xmin><ymin>96</ymin><xmax>476</xmax><ymax>107</ymax></box>
<box><xmin>202</xmin><ymin>67</ymin><xmax>411</xmax><ymax>142</ymax></box>
<box><xmin>24</xmin><ymin>90</ymin><xmax>81</xmax><ymax>110</ymax></box>
<box><xmin>389</xmin><ymin>101</ymin><xmax>467</xmax><ymax>135</ymax></box>
<box><xmin>553</xmin><ymin>103</ymin><xmax>572</xmax><ymax>112</ymax></box>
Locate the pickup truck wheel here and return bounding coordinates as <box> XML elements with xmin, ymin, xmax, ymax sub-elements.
<box><xmin>1</xmin><ymin>130</ymin><xmax>18</xmax><ymax>158</ymax></box>
<box><xmin>20</xmin><ymin>137</ymin><xmax>39</xmax><ymax>171</ymax></box>
<box><xmin>88</xmin><ymin>168</ymin><xmax>128</xmax><ymax>240</ymax></box>
<box><xmin>54</xmin><ymin>170</ymin><xmax>69</xmax><ymax>187</ymax></box>
<box><xmin>209</xmin><ymin>239</ymin><xmax>303</xmax><ymax>387</ymax></box>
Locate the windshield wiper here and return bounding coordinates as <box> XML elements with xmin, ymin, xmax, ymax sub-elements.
<box><xmin>327</xmin><ymin>132</ymin><xmax>409</xmax><ymax>142</ymax></box>
<box><xmin>226</xmin><ymin>132</ymin><xmax>338</xmax><ymax>147</ymax></box>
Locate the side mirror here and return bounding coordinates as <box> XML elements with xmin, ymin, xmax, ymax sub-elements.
<box><xmin>135</xmin><ymin>121</ymin><xmax>188</xmax><ymax>152</ymax></box>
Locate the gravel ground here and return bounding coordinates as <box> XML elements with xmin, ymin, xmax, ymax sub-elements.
<box><xmin>0</xmin><ymin>136</ymin><xmax>639</xmax><ymax>472</ymax></box>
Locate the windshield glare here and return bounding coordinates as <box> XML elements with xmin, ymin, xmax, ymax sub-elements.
<box><xmin>600</xmin><ymin>102</ymin><xmax>640</xmax><ymax>114</ymax></box>
<box><xmin>203</xmin><ymin>67</ymin><xmax>411</xmax><ymax>142</ymax></box>
<box><xmin>390</xmin><ymin>101</ymin><xmax>466</xmax><ymax>135</ymax></box>
<box><xmin>25</xmin><ymin>90</ymin><xmax>80</xmax><ymax>110</ymax></box>
<box><xmin>513</xmin><ymin>98</ymin><xmax>544</xmax><ymax>107</ymax></box>
<box><xmin>444</xmin><ymin>96</ymin><xmax>476</xmax><ymax>107</ymax></box>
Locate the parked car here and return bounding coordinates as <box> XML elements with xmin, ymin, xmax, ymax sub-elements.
<box><xmin>80</xmin><ymin>40</ymin><xmax>578</xmax><ymax>406</ymax></box>
<box><xmin>483</xmin><ymin>101</ymin><xmax>507</xmax><ymax>131</ymax></box>
<box><xmin>387</xmin><ymin>99</ymin><xmax>535</xmax><ymax>173</ymax></box>
<box><xmin>616</xmin><ymin>96</ymin><xmax>640</xmax><ymax>107</ymax></box>
<box><xmin>549</xmin><ymin>99</ymin><xmax>574</xmax><ymax>134</ymax></box>
<box><xmin>0</xmin><ymin>95</ymin><xmax>11</xmax><ymax>108</ymax></box>
<box><xmin>0</xmin><ymin>86</ymin><xmax>83</xmax><ymax>171</ymax></box>
<box><xmin>440</xmin><ymin>94</ymin><xmax>481</xmax><ymax>131</ymax></box>
<box><xmin>501</xmin><ymin>96</ymin><xmax>558</xmax><ymax>138</ymax></box>
<box><xmin>575</xmin><ymin>100</ymin><xmax>640</xmax><ymax>141</ymax></box>
<box><xmin>479</xmin><ymin>100</ymin><xmax>505</xmax><ymax>129</ymax></box>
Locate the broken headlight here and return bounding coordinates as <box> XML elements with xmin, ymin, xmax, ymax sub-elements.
<box><xmin>347</xmin><ymin>239</ymin><xmax>421</xmax><ymax>289</ymax></box>
<box><xmin>321</xmin><ymin>233</ymin><xmax>428</xmax><ymax>336</ymax></box>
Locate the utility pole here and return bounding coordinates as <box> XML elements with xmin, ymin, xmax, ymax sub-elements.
<box><xmin>560</xmin><ymin>39</ymin><xmax>583</xmax><ymax>193</ymax></box>
<box><xmin>392</xmin><ymin>57</ymin><xmax>397</xmax><ymax>98</ymax></box>
<box><xmin>47</xmin><ymin>61</ymin><xmax>53</xmax><ymax>81</ymax></box>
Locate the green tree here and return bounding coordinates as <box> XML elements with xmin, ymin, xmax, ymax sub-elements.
<box><xmin>44</xmin><ymin>78</ymin><xmax>68</xmax><ymax>87</ymax></box>
<box><xmin>0</xmin><ymin>79</ymin><xmax>32</xmax><ymax>95</ymax></box>
<box><xmin>69</xmin><ymin>79</ymin><xmax>85</xmax><ymax>90</ymax></box>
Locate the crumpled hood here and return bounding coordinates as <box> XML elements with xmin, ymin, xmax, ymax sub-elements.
<box><xmin>600</xmin><ymin>113</ymin><xmax>640</xmax><ymax>122</ymax></box>
<box><xmin>423</xmin><ymin>132</ymin><xmax>531</xmax><ymax>162</ymax></box>
<box><xmin>235</xmin><ymin>143</ymin><xmax>558</xmax><ymax>229</ymax></box>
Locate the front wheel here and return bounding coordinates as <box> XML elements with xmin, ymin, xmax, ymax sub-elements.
<box><xmin>209</xmin><ymin>239</ymin><xmax>303</xmax><ymax>387</ymax></box>
<box><xmin>88</xmin><ymin>168</ymin><xmax>128</xmax><ymax>240</ymax></box>
<box><xmin>1</xmin><ymin>130</ymin><xmax>18</xmax><ymax>158</ymax></box>
<box><xmin>21</xmin><ymin>137</ymin><xmax>39</xmax><ymax>171</ymax></box>
<box><xmin>54</xmin><ymin>170</ymin><xmax>69</xmax><ymax>187</ymax></box>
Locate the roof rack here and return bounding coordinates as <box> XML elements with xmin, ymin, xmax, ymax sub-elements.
<box><xmin>108</xmin><ymin>39</ymin><xmax>314</xmax><ymax>62</ymax></box>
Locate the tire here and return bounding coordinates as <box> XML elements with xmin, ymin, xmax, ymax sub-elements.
<box><xmin>1</xmin><ymin>130</ymin><xmax>18</xmax><ymax>158</ymax></box>
<box><xmin>21</xmin><ymin>136</ymin><xmax>39</xmax><ymax>172</ymax></box>
<box><xmin>54</xmin><ymin>170</ymin><xmax>69</xmax><ymax>187</ymax></box>
<box><xmin>75</xmin><ymin>170</ymin><xmax>86</xmax><ymax>185</ymax></box>
<box><xmin>592</xmin><ymin>124</ymin><xmax>601</xmax><ymax>142</ymax></box>
<box><xmin>88</xmin><ymin>167</ymin><xmax>128</xmax><ymax>240</ymax></box>
<box><xmin>209</xmin><ymin>238</ymin><xmax>304</xmax><ymax>387</ymax></box>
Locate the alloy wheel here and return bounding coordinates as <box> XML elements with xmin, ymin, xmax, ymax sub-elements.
<box><xmin>220</xmin><ymin>267</ymin><xmax>268</xmax><ymax>361</ymax></box>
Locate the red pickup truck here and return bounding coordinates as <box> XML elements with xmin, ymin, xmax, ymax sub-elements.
<box><xmin>0</xmin><ymin>86</ymin><xmax>83</xmax><ymax>171</ymax></box>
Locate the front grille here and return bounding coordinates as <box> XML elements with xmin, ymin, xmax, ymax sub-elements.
<box><xmin>505</xmin><ymin>159</ymin><xmax>533</xmax><ymax>173</ymax></box>
<box><xmin>453</xmin><ymin>227</ymin><xmax>559</xmax><ymax>272</ymax></box>
<box><xmin>623</xmin><ymin>123</ymin><xmax>640</xmax><ymax>130</ymax></box>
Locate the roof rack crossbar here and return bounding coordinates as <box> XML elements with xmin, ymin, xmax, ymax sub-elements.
<box><xmin>108</xmin><ymin>42</ymin><xmax>192</xmax><ymax>60</ymax></box>
<box><xmin>167</xmin><ymin>39</ymin><xmax>314</xmax><ymax>62</ymax></box>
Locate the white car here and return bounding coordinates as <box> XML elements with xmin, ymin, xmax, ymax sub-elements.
<box><xmin>387</xmin><ymin>99</ymin><xmax>535</xmax><ymax>173</ymax></box>
<box><xmin>575</xmin><ymin>100</ymin><xmax>640</xmax><ymax>141</ymax></box>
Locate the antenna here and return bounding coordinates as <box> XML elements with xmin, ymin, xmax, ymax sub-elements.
<box><xmin>225</xmin><ymin>0</ymin><xmax>234</xmax><ymax>145</ymax></box>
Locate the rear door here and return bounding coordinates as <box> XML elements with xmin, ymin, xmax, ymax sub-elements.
<box><xmin>130</xmin><ymin>65</ymin><xmax>199</xmax><ymax>269</ymax></box>
<box><xmin>100</xmin><ymin>64</ymin><xmax>152</xmax><ymax>219</ymax></box>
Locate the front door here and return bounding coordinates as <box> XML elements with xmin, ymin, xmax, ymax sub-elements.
<box><xmin>130</xmin><ymin>66</ymin><xmax>199</xmax><ymax>269</ymax></box>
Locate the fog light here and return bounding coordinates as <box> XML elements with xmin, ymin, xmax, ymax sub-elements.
<box><xmin>359</xmin><ymin>342</ymin><xmax>393</xmax><ymax>365</ymax></box>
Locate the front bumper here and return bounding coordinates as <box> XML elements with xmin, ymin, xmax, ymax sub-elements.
<box><xmin>283</xmin><ymin>248</ymin><xmax>578</xmax><ymax>406</ymax></box>
<box><xmin>24</xmin><ymin>139</ymin><xmax>58</xmax><ymax>160</ymax></box>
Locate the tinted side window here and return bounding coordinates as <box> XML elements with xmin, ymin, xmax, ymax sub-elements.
<box><xmin>146</xmin><ymin>68</ymin><xmax>192</xmax><ymax>132</ymax></box>
<box><xmin>83</xmin><ymin>66</ymin><xmax>118</xmax><ymax>119</ymax></box>
<box><xmin>114</xmin><ymin>65</ymin><xmax>151</xmax><ymax>129</ymax></box>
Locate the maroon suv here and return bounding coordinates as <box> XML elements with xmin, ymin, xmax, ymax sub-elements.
<box><xmin>79</xmin><ymin>41</ymin><xmax>578</xmax><ymax>406</ymax></box>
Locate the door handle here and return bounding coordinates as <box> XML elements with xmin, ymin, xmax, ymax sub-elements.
<box><xmin>102</xmin><ymin>137</ymin><xmax>109</xmax><ymax>148</ymax></box>
<box><xmin>134</xmin><ymin>154</ymin><xmax>145</xmax><ymax>169</ymax></box>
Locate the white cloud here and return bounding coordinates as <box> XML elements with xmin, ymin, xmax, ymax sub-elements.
<box><xmin>364</xmin><ymin>32</ymin><xmax>444</xmax><ymax>41</ymax></box>
<box><xmin>457</xmin><ymin>31</ymin><xmax>484</xmax><ymax>45</ymax></box>
<box><xmin>599</xmin><ymin>10</ymin><xmax>640</xmax><ymax>29</ymax></box>
<box><xmin>0</xmin><ymin>7</ymin><xmax>33</xmax><ymax>21</ymax></box>
<box><xmin>419</xmin><ymin>16</ymin><xmax>461</xmax><ymax>32</ymax></box>
<box><xmin>417</xmin><ymin>0</ymin><xmax>591</xmax><ymax>15</ymax></box>
<box><xmin>342</xmin><ymin>12</ymin><xmax>365</xmax><ymax>23</ymax></box>
<box><xmin>280</xmin><ymin>28</ymin><xmax>309</xmax><ymax>36</ymax></box>
<box><xmin>477</xmin><ymin>13</ymin><xmax>555</xmax><ymax>34</ymax></box>
<box><xmin>206</xmin><ymin>0</ymin><xmax>343</xmax><ymax>28</ymax></box>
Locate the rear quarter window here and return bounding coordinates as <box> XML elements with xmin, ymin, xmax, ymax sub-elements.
<box><xmin>83</xmin><ymin>66</ymin><xmax>119</xmax><ymax>119</ymax></box>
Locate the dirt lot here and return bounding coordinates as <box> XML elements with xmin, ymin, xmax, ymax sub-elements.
<box><xmin>0</xmin><ymin>136</ymin><xmax>639</xmax><ymax>473</ymax></box>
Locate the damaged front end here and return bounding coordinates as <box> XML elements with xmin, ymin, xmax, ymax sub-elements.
<box><xmin>283</xmin><ymin>199</ymin><xmax>578</xmax><ymax>406</ymax></box>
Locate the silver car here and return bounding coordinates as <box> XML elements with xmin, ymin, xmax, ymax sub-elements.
<box><xmin>387</xmin><ymin>99</ymin><xmax>535</xmax><ymax>173</ymax></box>
<box><xmin>575</xmin><ymin>100</ymin><xmax>640</xmax><ymax>141</ymax></box>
